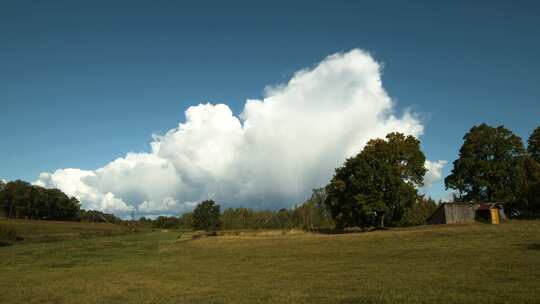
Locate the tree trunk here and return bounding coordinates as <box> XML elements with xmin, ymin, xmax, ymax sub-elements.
<box><xmin>378</xmin><ymin>213</ymin><xmax>385</xmax><ymax>229</ymax></box>
<box><xmin>8</xmin><ymin>202</ymin><xmax>14</xmax><ymax>218</ymax></box>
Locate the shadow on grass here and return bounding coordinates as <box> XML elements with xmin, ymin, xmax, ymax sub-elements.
<box><xmin>525</xmin><ymin>243</ymin><xmax>540</xmax><ymax>250</ymax></box>
<box><xmin>338</xmin><ymin>296</ymin><xmax>380</xmax><ymax>304</ymax></box>
<box><xmin>315</xmin><ymin>227</ymin><xmax>387</xmax><ymax>235</ymax></box>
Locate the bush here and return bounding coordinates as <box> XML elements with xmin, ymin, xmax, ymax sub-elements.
<box><xmin>397</xmin><ymin>197</ymin><xmax>438</xmax><ymax>227</ymax></box>
<box><xmin>0</xmin><ymin>226</ymin><xmax>21</xmax><ymax>246</ymax></box>
<box><xmin>192</xmin><ymin>200</ymin><xmax>221</xmax><ymax>232</ymax></box>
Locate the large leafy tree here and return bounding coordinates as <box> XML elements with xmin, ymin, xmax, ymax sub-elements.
<box><xmin>0</xmin><ymin>180</ymin><xmax>32</xmax><ymax>218</ymax></box>
<box><xmin>445</xmin><ymin>124</ymin><xmax>527</xmax><ymax>205</ymax></box>
<box><xmin>518</xmin><ymin>156</ymin><xmax>540</xmax><ymax>216</ymax></box>
<box><xmin>528</xmin><ymin>126</ymin><xmax>540</xmax><ymax>164</ymax></box>
<box><xmin>192</xmin><ymin>200</ymin><xmax>221</xmax><ymax>231</ymax></box>
<box><xmin>524</xmin><ymin>181</ymin><xmax>540</xmax><ymax>217</ymax></box>
<box><xmin>518</xmin><ymin>127</ymin><xmax>540</xmax><ymax>216</ymax></box>
<box><xmin>325</xmin><ymin>132</ymin><xmax>426</xmax><ymax>229</ymax></box>
<box><xmin>0</xmin><ymin>180</ymin><xmax>80</xmax><ymax>220</ymax></box>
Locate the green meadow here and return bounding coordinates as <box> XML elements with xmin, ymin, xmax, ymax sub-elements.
<box><xmin>1</xmin><ymin>220</ymin><xmax>539</xmax><ymax>304</ymax></box>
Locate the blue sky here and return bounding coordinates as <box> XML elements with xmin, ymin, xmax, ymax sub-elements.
<box><xmin>1</xmin><ymin>0</ymin><xmax>540</xmax><ymax>211</ymax></box>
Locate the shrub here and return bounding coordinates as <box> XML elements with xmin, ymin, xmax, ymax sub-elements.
<box><xmin>192</xmin><ymin>200</ymin><xmax>221</xmax><ymax>232</ymax></box>
<box><xmin>397</xmin><ymin>197</ymin><xmax>438</xmax><ymax>227</ymax></box>
<box><xmin>0</xmin><ymin>226</ymin><xmax>21</xmax><ymax>246</ymax></box>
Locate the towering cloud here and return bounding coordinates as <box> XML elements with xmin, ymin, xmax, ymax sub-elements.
<box><xmin>34</xmin><ymin>49</ymin><xmax>444</xmax><ymax>217</ymax></box>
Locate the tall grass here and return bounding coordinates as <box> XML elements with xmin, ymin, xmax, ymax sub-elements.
<box><xmin>0</xmin><ymin>220</ymin><xmax>539</xmax><ymax>303</ymax></box>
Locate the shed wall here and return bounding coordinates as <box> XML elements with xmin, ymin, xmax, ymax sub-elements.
<box><xmin>444</xmin><ymin>204</ymin><xmax>475</xmax><ymax>224</ymax></box>
<box><xmin>427</xmin><ymin>206</ymin><xmax>447</xmax><ymax>225</ymax></box>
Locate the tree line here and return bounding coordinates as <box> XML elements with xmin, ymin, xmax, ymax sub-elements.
<box><xmin>2</xmin><ymin>123</ymin><xmax>539</xmax><ymax>232</ymax></box>
<box><xmin>149</xmin><ymin>193</ymin><xmax>336</xmax><ymax>231</ymax></box>
<box><xmin>149</xmin><ymin>193</ymin><xmax>438</xmax><ymax>232</ymax></box>
<box><xmin>0</xmin><ymin>180</ymin><xmax>80</xmax><ymax>220</ymax></box>
<box><xmin>168</xmin><ymin>123</ymin><xmax>540</xmax><ymax>232</ymax></box>
<box><xmin>0</xmin><ymin>180</ymin><xmax>122</xmax><ymax>222</ymax></box>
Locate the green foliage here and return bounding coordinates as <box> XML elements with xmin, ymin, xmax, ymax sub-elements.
<box><xmin>80</xmin><ymin>209</ymin><xmax>122</xmax><ymax>223</ymax></box>
<box><xmin>221</xmin><ymin>207</ymin><xmax>254</xmax><ymax>229</ymax></box>
<box><xmin>512</xmin><ymin>156</ymin><xmax>540</xmax><ymax>216</ymax></box>
<box><xmin>445</xmin><ymin>124</ymin><xmax>532</xmax><ymax>214</ymax></box>
<box><xmin>325</xmin><ymin>132</ymin><xmax>427</xmax><ymax>229</ymax></box>
<box><xmin>443</xmin><ymin>124</ymin><xmax>540</xmax><ymax>217</ymax></box>
<box><xmin>292</xmin><ymin>188</ymin><xmax>334</xmax><ymax>231</ymax></box>
<box><xmin>398</xmin><ymin>196</ymin><xmax>438</xmax><ymax>226</ymax></box>
<box><xmin>192</xmin><ymin>200</ymin><xmax>221</xmax><ymax>231</ymax></box>
<box><xmin>0</xmin><ymin>180</ymin><xmax>80</xmax><ymax>220</ymax></box>
<box><xmin>179</xmin><ymin>212</ymin><xmax>194</xmax><ymax>230</ymax></box>
<box><xmin>218</xmin><ymin>189</ymin><xmax>332</xmax><ymax>231</ymax></box>
<box><xmin>528</xmin><ymin>126</ymin><xmax>540</xmax><ymax>164</ymax></box>
<box><xmin>147</xmin><ymin>214</ymin><xmax>194</xmax><ymax>230</ymax></box>
<box><xmin>221</xmin><ymin>207</ymin><xmax>289</xmax><ymax>230</ymax></box>
<box><xmin>524</xmin><ymin>182</ymin><xmax>540</xmax><ymax>217</ymax></box>
<box><xmin>275</xmin><ymin>208</ymin><xmax>292</xmax><ymax>229</ymax></box>
<box><xmin>152</xmin><ymin>216</ymin><xmax>181</xmax><ymax>229</ymax></box>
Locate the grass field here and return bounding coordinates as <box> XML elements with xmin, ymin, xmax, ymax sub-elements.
<box><xmin>0</xmin><ymin>219</ymin><xmax>133</xmax><ymax>244</ymax></box>
<box><xmin>0</xmin><ymin>220</ymin><xmax>539</xmax><ymax>304</ymax></box>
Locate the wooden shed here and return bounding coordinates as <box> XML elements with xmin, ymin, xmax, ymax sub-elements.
<box><xmin>427</xmin><ymin>202</ymin><xmax>476</xmax><ymax>225</ymax></box>
<box><xmin>427</xmin><ymin>202</ymin><xmax>506</xmax><ymax>225</ymax></box>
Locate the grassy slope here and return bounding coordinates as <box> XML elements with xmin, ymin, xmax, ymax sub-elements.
<box><xmin>0</xmin><ymin>219</ymin><xmax>132</xmax><ymax>244</ymax></box>
<box><xmin>1</xmin><ymin>221</ymin><xmax>539</xmax><ymax>304</ymax></box>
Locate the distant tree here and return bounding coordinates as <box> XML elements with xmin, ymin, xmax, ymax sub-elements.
<box><xmin>238</xmin><ymin>208</ymin><xmax>253</xmax><ymax>228</ymax></box>
<box><xmin>398</xmin><ymin>196</ymin><xmax>438</xmax><ymax>226</ymax></box>
<box><xmin>325</xmin><ymin>133</ymin><xmax>426</xmax><ymax>229</ymax></box>
<box><xmin>275</xmin><ymin>208</ymin><xmax>292</xmax><ymax>229</ymax></box>
<box><xmin>80</xmin><ymin>209</ymin><xmax>121</xmax><ymax>223</ymax></box>
<box><xmin>221</xmin><ymin>208</ymin><xmax>242</xmax><ymax>230</ymax></box>
<box><xmin>293</xmin><ymin>188</ymin><xmax>333</xmax><ymax>231</ymax></box>
<box><xmin>509</xmin><ymin>127</ymin><xmax>540</xmax><ymax>216</ymax></box>
<box><xmin>179</xmin><ymin>212</ymin><xmax>194</xmax><ymax>230</ymax></box>
<box><xmin>0</xmin><ymin>181</ymin><xmax>4</xmax><ymax>217</ymax></box>
<box><xmin>0</xmin><ymin>180</ymin><xmax>80</xmax><ymax>220</ymax></box>
<box><xmin>192</xmin><ymin>200</ymin><xmax>221</xmax><ymax>231</ymax></box>
<box><xmin>251</xmin><ymin>210</ymin><xmax>275</xmax><ymax>229</ymax></box>
<box><xmin>522</xmin><ymin>155</ymin><xmax>540</xmax><ymax>190</ymax></box>
<box><xmin>0</xmin><ymin>180</ymin><xmax>32</xmax><ymax>218</ymax></box>
<box><xmin>511</xmin><ymin>155</ymin><xmax>540</xmax><ymax>217</ymax></box>
<box><xmin>528</xmin><ymin>126</ymin><xmax>540</xmax><ymax>164</ymax></box>
<box><xmin>445</xmin><ymin>124</ymin><xmax>527</xmax><ymax>208</ymax></box>
<box><xmin>153</xmin><ymin>216</ymin><xmax>180</xmax><ymax>229</ymax></box>
<box><xmin>524</xmin><ymin>181</ymin><xmax>540</xmax><ymax>217</ymax></box>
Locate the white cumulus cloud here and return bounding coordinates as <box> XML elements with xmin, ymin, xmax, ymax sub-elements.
<box><xmin>34</xmin><ymin>168</ymin><xmax>134</xmax><ymax>214</ymax></box>
<box><xmin>423</xmin><ymin>160</ymin><xmax>448</xmax><ymax>188</ymax></box>
<box><xmin>34</xmin><ymin>49</ymin><xmax>445</xmax><ymax>217</ymax></box>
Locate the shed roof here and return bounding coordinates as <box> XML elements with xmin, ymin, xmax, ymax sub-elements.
<box><xmin>476</xmin><ymin>203</ymin><xmax>503</xmax><ymax>210</ymax></box>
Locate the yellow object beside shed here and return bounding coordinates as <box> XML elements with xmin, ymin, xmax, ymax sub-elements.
<box><xmin>477</xmin><ymin>203</ymin><xmax>503</xmax><ymax>224</ymax></box>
